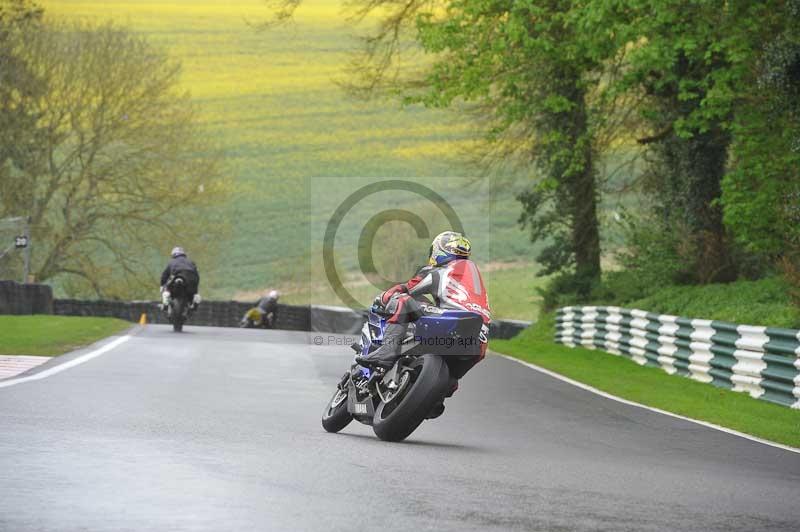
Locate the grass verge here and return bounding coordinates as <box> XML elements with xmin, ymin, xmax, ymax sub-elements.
<box><xmin>0</xmin><ymin>315</ymin><xmax>131</xmax><ymax>357</ymax></box>
<box><xmin>491</xmin><ymin>313</ymin><xmax>800</xmax><ymax>448</ymax></box>
<box><xmin>625</xmin><ymin>277</ymin><xmax>800</xmax><ymax>328</ymax></box>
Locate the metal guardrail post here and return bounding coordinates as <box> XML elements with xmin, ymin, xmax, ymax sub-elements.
<box><xmin>22</xmin><ymin>217</ymin><xmax>31</xmax><ymax>284</ymax></box>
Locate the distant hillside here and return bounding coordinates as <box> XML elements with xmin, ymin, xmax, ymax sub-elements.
<box><xmin>44</xmin><ymin>0</ymin><xmax>539</xmax><ymax>304</ymax></box>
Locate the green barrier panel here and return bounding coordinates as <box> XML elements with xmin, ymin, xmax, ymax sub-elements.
<box><xmin>555</xmin><ymin>306</ymin><xmax>800</xmax><ymax>408</ymax></box>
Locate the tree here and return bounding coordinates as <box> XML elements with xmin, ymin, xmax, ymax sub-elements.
<box><xmin>0</xmin><ymin>19</ymin><xmax>228</xmax><ymax>297</ymax></box>
<box><xmin>719</xmin><ymin>0</ymin><xmax>800</xmax><ymax>302</ymax></box>
<box><xmin>590</xmin><ymin>0</ymin><xmax>783</xmax><ymax>283</ymax></box>
<box><xmin>413</xmin><ymin>0</ymin><xmax>616</xmax><ymax>294</ymax></box>
<box><xmin>0</xmin><ymin>1</ymin><xmax>45</xmax><ymax>280</ymax></box>
<box><xmin>266</xmin><ymin>0</ymin><xmax>608</xmax><ymax>295</ymax></box>
<box><xmin>721</xmin><ymin>0</ymin><xmax>800</xmax><ymax>259</ymax></box>
<box><xmin>0</xmin><ymin>0</ymin><xmax>45</xmax><ymax>199</ymax></box>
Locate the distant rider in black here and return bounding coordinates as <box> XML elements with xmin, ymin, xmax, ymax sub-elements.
<box><xmin>160</xmin><ymin>247</ymin><xmax>201</xmax><ymax>311</ymax></box>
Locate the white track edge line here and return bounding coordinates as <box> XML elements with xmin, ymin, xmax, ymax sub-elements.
<box><xmin>495</xmin><ymin>353</ymin><xmax>800</xmax><ymax>455</ymax></box>
<box><xmin>0</xmin><ymin>335</ymin><xmax>131</xmax><ymax>389</ymax></box>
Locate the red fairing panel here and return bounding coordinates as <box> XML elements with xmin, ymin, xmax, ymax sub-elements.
<box><xmin>441</xmin><ymin>260</ymin><xmax>491</xmax><ymax>325</ymax></box>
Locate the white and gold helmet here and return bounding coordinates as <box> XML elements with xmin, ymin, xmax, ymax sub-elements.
<box><xmin>428</xmin><ymin>231</ymin><xmax>471</xmax><ymax>266</ymax></box>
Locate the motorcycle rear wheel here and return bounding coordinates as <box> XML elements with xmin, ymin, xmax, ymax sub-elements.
<box><xmin>372</xmin><ymin>355</ymin><xmax>450</xmax><ymax>442</ymax></box>
<box><xmin>172</xmin><ymin>299</ymin><xmax>185</xmax><ymax>332</ymax></box>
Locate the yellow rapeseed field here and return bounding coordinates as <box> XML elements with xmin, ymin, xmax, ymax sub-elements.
<box><xmin>43</xmin><ymin>0</ymin><xmax>474</xmax><ymax>170</ymax></box>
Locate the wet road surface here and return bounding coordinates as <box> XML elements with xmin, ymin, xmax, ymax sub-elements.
<box><xmin>1</xmin><ymin>325</ymin><xmax>799</xmax><ymax>531</ymax></box>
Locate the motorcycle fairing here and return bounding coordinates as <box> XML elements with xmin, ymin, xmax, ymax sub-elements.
<box><xmin>357</xmin><ymin>307</ymin><xmax>484</xmax><ymax>358</ymax></box>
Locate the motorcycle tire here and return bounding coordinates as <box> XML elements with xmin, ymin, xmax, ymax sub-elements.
<box><xmin>321</xmin><ymin>387</ymin><xmax>352</xmax><ymax>433</ymax></box>
<box><xmin>372</xmin><ymin>354</ymin><xmax>450</xmax><ymax>442</ymax></box>
<box><xmin>172</xmin><ymin>299</ymin><xmax>185</xmax><ymax>333</ymax></box>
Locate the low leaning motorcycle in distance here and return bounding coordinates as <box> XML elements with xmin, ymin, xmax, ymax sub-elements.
<box><xmin>239</xmin><ymin>307</ymin><xmax>274</xmax><ymax>329</ymax></box>
<box><xmin>321</xmin><ymin>301</ymin><xmax>487</xmax><ymax>442</ymax></box>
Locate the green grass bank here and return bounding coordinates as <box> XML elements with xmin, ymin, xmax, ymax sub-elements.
<box><xmin>0</xmin><ymin>315</ymin><xmax>131</xmax><ymax>357</ymax></box>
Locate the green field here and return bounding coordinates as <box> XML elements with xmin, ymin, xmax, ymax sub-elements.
<box><xmin>492</xmin><ymin>315</ymin><xmax>800</xmax><ymax>448</ymax></box>
<box><xmin>0</xmin><ymin>315</ymin><xmax>131</xmax><ymax>356</ymax></box>
<box><xmin>269</xmin><ymin>262</ymin><xmax>544</xmax><ymax>321</ymax></box>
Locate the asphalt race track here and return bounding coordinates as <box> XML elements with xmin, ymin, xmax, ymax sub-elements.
<box><xmin>1</xmin><ymin>325</ymin><xmax>799</xmax><ymax>531</ymax></box>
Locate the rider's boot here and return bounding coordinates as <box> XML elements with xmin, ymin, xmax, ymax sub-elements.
<box><xmin>191</xmin><ymin>293</ymin><xmax>202</xmax><ymax>310</ymax></box>
<box><xmin>355</xmin><ymin>322</ymin><xmax>407</xmax><ymax>369</ymax></box>
<box><xmin>427</xmin><ymin>379</ymin><xmax>457</xmax><ymax>419</ymax></box>
<box><xmin>161</xmin><ymin>290</ymin><xmax>170</xmax><ymax>312</ymax></box>
<box><xmin>426</xmin><ymin>402</ymin><xmax>445</xmax><ymax>419</ymax></box>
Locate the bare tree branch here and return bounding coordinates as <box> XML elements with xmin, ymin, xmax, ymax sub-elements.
<box><xmin>0</xmin><ymin>19</ymin><xmax>229</xmax><ymax>298</ymax></box>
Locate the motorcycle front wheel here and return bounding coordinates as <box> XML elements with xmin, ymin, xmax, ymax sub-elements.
<box><xmin>321</xmin><ymin>385</ymin><xmax>353</xmax><ymax>433</ymax></box>
<box><xmin>372</xmin><ymin>355</ymin><xmax>450</xmax><ymax>442</ymax></box>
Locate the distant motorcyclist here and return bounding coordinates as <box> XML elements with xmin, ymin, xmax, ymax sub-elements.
<box><xmin>241</xmin><ymin>290</ymin><xmax>280</xmax><ymax>328</ymax></box>
<box><xmin>257</xmin><ymin>290</ymin><xmax>279</xmax><ymax>314</ymax></box>
<box><xmin>355</xmin><ymin>232</ymin><xmax>491</xmax><ymax>377</ymax></box>
<box><xmin>160</xmin><ymin>247</ymin><xmax>201</xmax><ymax>311</ymax></box>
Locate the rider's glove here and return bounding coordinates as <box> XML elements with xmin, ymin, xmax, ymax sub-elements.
<box><xmin>380</xmin><ymin>285</ymin><xmax>406</xmax><ymax>305</ymax></box>
<box><xmin>371</xmin><ymin>296</ymin><xmax>385</xmax><ymax>315</ymax></box>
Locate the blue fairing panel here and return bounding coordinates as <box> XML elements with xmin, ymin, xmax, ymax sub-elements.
<box><xmin>414</xmin><ymin>310</ymin><xmax>483</xmax><ymax>339</ymax></box>
<box><xmin>361</xmin><ymin>308</ymin><xmax>483</xmax><ymax>357</ymax></box>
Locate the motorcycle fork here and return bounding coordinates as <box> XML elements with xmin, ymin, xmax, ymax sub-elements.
<box><xmin>337</xmin><ymin>371</ymin><xmax>352</xmax><ymax>391</ymax></box>
<box><xmin>375</xmin><ymin>357</ymin><xmax>414</xmax><ymax>394</ymax></box>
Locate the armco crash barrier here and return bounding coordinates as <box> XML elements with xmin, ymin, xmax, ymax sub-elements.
<box><xmin>490</xmin><ymin>319</ymin><xmax>530</xmax><ymax>341</ymax></box>
<box><xmin>555</xmin><ymin>306</ymin><xmax>800</xmax><ymax>408</ymax></box>
<box><xmin>0</xmin><ymin>281</ymin><xmax>53</xmax><ymax>315</ymax></box>
<box><xmin>53</xmin><ymin>299</ymin><xmax>311</xmax><ymax>331</ymax></box>
<box><xmin>310</xmin><ymin>305</ymin><xmax>367</xmax><ymax>335</ymax></box>
<box><xmin>309</xmin><ymin>305</ymin><xmax>531</xmax><ymax>339</ymax></box>
<box><xmin>51</xmin><ymin>298</ymin><xmax>530</xmax><ymax>339</ymax></box>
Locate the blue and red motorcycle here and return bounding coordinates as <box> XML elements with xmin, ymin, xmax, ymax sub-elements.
<box><xmin>321</xmin><ymin>301</ymin><xmax>487</xmax><ymax>442</ymax></box>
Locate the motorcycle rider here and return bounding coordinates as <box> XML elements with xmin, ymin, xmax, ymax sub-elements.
<box><xmin>160</xmin><ymin>247</ymin><xmax>201</xmax><ymax>311</ymax></box>
<box><xmin>253</xmin><ymin>289</ymin><xmax>280</xmax><ymax>328</ymax></box>
<box><xmin>355</xmin><ymin>231</ymin><xmax>491</xmax><ymax>378</ymax></box>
